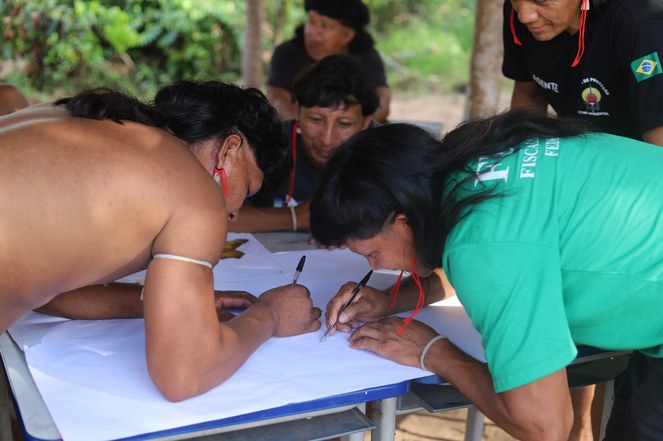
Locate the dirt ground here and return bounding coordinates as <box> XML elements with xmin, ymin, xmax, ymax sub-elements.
<box><xmin>393</xmin><ymin>408</ymin><xmax>516</xmax><ymax>441</ymax></box>
<box><xmin>387</xmin><ymin>91</ymin><xmax>517</xmax><ymax>441</ymax></box>
<box><xmin>388</xmin><ymin>90</ymin><xmax>512</xmax><ymax>137</ymax></box>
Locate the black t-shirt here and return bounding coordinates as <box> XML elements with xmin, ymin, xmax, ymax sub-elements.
<box><xmin>246</xmin><ymin>119</ymin><xmax>321</xmax><ymax>208</ymax></box>
<box><xmin>267</xmin><ymin>33</ymin><xmax>387</xmax><ymax>92</ymax></box>
<box><xmin>502</xmin><ymin>0</ymin><xmax>663</xmax><ymax>139</ymax></box>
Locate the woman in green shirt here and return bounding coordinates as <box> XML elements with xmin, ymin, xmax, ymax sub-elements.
<box><xmin>311</xmin><ymin>109</ymin><xmax>663</xmax><ymax>440</ymax></box>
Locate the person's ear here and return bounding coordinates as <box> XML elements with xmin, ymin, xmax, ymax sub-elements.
<box><xmin>295</xmin><ymin>103</ymin><xmax>302</xmax><ymax>121</ymax></box>
<box><xmin>215</xmin><ymin>134</ymin><xmax>243</xmax><ymax>169</ymax></box>
<box><xmin>393</xmin><ymin>213</ymin><xmax>409</xmax><ymax>226</ymax></box>
<box><xmin>342</xmin><ymin>27</ymin><xmax>356</xmax><ymax>46</ymax></box>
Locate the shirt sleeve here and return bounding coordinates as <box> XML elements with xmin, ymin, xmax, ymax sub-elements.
<box><xmin>501</xmin><ymin>1</ymin><xmax>531</xmax><ymax>81</ymax></box>
<box><xmin>357</xmin><ymin>48</ymin><xmax>388</xmax><ymax>87</ymax></box>
<box><xmin>619</xmin><ymin>16</ymin><xmax>663</xmax><ymax>134</ymax></box>
<box><xmin>445</xmin><ymin>241</ymin><xmax>577</xmax><ymax>393</ymax></box>
<box><xmin>267</xmin><ymin>41</ymin><xmax>308</xmax><ymax>91</ymax></box>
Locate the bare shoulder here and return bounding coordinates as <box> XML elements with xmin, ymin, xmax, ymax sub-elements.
<box><xmin>0</xmin><ymin>102</ymin><xmax>65</xmax><ymax>128</ymax></box>
<box><xmin>0</xmin><ymin>111</ymin><xmax>226</xmax><ymax>287</ymax></box>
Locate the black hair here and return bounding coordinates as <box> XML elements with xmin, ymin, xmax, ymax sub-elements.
<box><xmin>310</xmin><ymin>109</ymin><xmax>593</xmax><ymax>268</ymax></box>
<box><xmin>55</xmin><ymin>80</ymin><xmax>289</xmax><ymax>191</ymax></box>
<box><xmin>292</xmin><ymin>54</ymin><xmax>379</xmax><ymax>116</ymax></box>
<box><xmin>304</xmin><ymin>0</ymin><xmax>370</xmax><ymax>29</ymax></box>
<box><xmin>294</xmin><ymin>0</ymin><xmax>375</xmax><ymax>53</ymax></box>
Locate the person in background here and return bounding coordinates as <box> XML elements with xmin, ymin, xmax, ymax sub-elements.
<box><xmin>231</xmin><ymin>53</ymin><xmax>378</xmax><ymax>234</ymax></box>
<box><xmin>503</xmin><ymin>0</ymin><xmax>663</xmax><ymax>145</ymax></box>
<box><xmin>504</xmin><ymin>1</ymin><xmax>663</xmax><ymax>437</ymax></box>
<box><xmin>0</xmin><ymin>80</ymin><xmax>321</xmax><ymax>402</ymax></box>
<box><xmin>0</xmin><ymin>82</ymin><xmax>29</xmax><ymax>115</ymax></box>
<box><xmin>310</xmin><ymin>112</ymin><xmax>663</xmax><ymax>441</ymax></box>
<box><xmin>266</xmin><ymin>0</ymin><xmax>390</xmax><ymax>122</ymax></box>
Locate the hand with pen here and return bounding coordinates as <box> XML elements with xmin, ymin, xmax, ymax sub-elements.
<box><xmin>321</xmin><ymin>271</ymin><xmax>393</xmax><ymax>339</ymax></box>
<box><xmin>255</xmin><ymin>285</ymin><xmax>321</xmax><ymax>337</ymax></box>
<box><xmin>253</xmin><ymin>255</ymin><xmax>321</xmax><ymax>337</ymax></box>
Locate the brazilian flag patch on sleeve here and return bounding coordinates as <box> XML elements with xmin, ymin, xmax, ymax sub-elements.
<box><xmin>631</xmin><ymin>52</ymin><xmax>662</xmax><ymax>82</ymax></box>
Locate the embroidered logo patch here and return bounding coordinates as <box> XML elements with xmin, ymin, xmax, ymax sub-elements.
<box><xmin>631</xmin><ymin>52</ymin><xmax>662</xmax><ymax>82</ymax></box>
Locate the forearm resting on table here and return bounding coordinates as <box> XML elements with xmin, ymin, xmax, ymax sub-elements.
<box><xmin>36</xmin><ymin>283</ymin><xmax>143</xmax><ymax>319</ymax></box>
<box><xmin>230</xmin><ymin>204</ymin><xmax>306</xmax><ymax>233</ymax></box>
<box><xmin>146</xmin><ymin>303</ymin><xmax>277</xmax><ymax>402</ymax></box>
<box><xmin>388</xmin><ymin>268</ymin><xmax>454</xmax><ymax>314</ymax></box>
<box><xmin>425</xmin><ymin>338</ymin><xmax>573</xmax><ymax>441</ymax></box>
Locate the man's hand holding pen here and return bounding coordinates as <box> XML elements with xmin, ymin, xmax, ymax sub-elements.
<box><xmin>256</xmin><ymin>285</ymin><xmax>321</xmax><ymax>337</ymax></box>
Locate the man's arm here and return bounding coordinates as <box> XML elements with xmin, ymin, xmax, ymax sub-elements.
<box><xmin>266</xmin><ymin>85</ymin><xmax>297</xmax><ymax>121</ymax></box>
<box><xmin>36</xmin><ymin>284</ymin><xmax>256</xmax><ymax>322</ymax></box>
<box><xmin>510</xmin><ymin>80</ymin><xmax>548</xmax><ymax>111</ymax></box>
<box><xmin>374</xmin><ymin>86</ymin><xmax>391</xmax><ymax>123</ymax></box>
<box><xmin>143</xmin><ymin>259</ymin><xmax>320</xmax><ymax>402</ymax></box>
<box><xmin>230</xmin><ymin>201</ymin><xmax>310</xmax><ymax>233</ymax></box>
<box><xmin>36</xmin><ymin>284</ymin><xmax>144</xmax><ymax>319</ymax></box>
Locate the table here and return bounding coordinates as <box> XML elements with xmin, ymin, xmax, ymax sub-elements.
<box><xmin>1</xmin><ymin>232</ymin><xmax>632</xmax><ymax>441</ymax></box>
<box><xmin>1</xmin><ymin>328</ymin><xmax>409</xmax><ymax>441</ymax></box>
<box><xmin>1</xmin><ymin>233</ymin><xmax>423</xmax><ymax>441</ymax></box>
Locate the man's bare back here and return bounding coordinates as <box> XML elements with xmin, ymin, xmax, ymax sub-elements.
<box><xmin>0</xmin><ymin>83</ymin><xmax>321</xmax><ymax>401</ymax></box>
<box><xmin>0</xmin><ymin>104</ymin><xmax>223</xmax><ymax>331</ymax></box>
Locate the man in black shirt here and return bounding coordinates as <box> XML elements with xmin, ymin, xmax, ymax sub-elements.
<box><xmin>503</xmin><ymin>0</ymin><xmax>663</xmax><ymax>145</ymax></box>
<box><xmin>232</xmin><ymin>54</ymin><xmax>378</xmax><ymax>234</ymax></box>
<box><xmin>266</xmin><ymin>0</ymin><xmax>389</xmax><ymax>122</ymax></box>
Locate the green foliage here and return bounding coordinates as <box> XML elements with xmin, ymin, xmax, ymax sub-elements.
<box><xmin>367</xmin><ymin>0</ymin><xmax>476</xmax><ymax>93</ymax></box>
<box><xmin>1</xmin><ymin>0</ymin><xmax>475</xmax><ymax>100</ymax></box>
<box><xmin>1</xmin><ymin>0</ymin><xmax>242</xmax><ymax>100</ymax></box>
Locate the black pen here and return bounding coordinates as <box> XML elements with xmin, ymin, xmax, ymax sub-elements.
<box><xmin>320</xmin><ymin>269</ymin><xmax>373</xmax><ymax>342</ymax></box>
<box><xmin>291</xmin><ymin>255</ymin><xmax>306</xmax><ymax>284</ymax></box>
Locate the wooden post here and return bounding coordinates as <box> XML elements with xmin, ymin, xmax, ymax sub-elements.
<box><xmin>242</xmin><ymin>0</ymin><xmax>264</xmax><ymax>88</ymax></box>
<box><xmin>465</xmin><ymin>0</ymin><xmax>504</xmax><ymax>119</ymax></box>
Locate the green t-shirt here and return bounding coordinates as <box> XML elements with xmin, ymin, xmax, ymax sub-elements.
<box><xmin>442</xmin><ymin>133</ymin><xmax>663</xmax><ymax>393</ymax></box>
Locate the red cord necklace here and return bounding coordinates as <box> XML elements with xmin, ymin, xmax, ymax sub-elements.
<box><xmin>389</xmin><ymin>254</ymin><xmax>426</xmax><ymax>334</ymax></box>
<box><xmin>286</xmin><ymin>121</ymin><xmax>299</xmax><ymax>206</ymax></box>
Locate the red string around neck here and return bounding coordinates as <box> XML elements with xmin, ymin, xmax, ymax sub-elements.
<box><xmin>286</xmin><ymin>122</ymin><xmax>299</xmax><ymax>205</ymax></box>
<box><xmin>571</xmin><ymin>1</ymin><xmax>588</xmax><ymax>67</ymax></box>
<box><xmin>389</xmin><ymin>254</ymin><xmax>427</xmax><ymax>334</ymax></box>
<box><xmin>509</xmin><ymin>7</ymin><xmax>522</xmax><ymax>46</ymax></box>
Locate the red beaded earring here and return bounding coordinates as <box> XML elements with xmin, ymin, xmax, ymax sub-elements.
<box><xmin>214</xmin><ymin>167</ymin><xmax>228</xmax><ymax>197</ymax></box>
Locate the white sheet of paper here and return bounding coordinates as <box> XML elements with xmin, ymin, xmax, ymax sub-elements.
<box><xmin>115</xmin><ymin>232</ymin><xmax>286</xmax><ymax>286</ymax></box>
<box><xmin>9</xmin><ymin>247</ymin><xmax>485</xmax><ymax>441</ymax></box>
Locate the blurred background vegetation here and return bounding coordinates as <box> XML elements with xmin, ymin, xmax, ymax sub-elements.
<box><xmin>1</xmin><ymin>0</ymin><xmax>475</xmax><ymax>102</ymax></box>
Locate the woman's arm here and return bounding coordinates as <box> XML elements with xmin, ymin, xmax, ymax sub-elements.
<box><xmin>351</xmin><ymin>318</ymin><xmax>573</xmax><ymax>441</ymax></box>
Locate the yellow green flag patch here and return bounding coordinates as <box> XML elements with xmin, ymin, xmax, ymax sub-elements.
<box><xmin>631</xmin><ymin>52</ymin><xmax>662</xmax><ymax>82</ymax></box>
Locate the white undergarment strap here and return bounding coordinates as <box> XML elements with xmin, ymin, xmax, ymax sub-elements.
<box><xmin>152</xmin><ymin>253</ymin><xmax>214</xmax><ymax>269</ymax></box>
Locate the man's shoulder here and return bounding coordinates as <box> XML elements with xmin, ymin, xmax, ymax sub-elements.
<box><xmin>272</xmin><ymin>38</ymin><xmax>306</xmax><ymax>60</ymax></box>
<box><xmin>608</xmin><ymin>0</ymin><xmax>663</xmax><ymax>24</ymax></box>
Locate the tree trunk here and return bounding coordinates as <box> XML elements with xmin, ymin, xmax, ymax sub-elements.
<box><xmin>465</xmin><ymin>0</ymin><xmax>504</xmax><ymax>119</ymax></box>
<box><xmin>242</xmin><ymin>0</ymin><xmax>264</xmax><ymax>88</ymax></box>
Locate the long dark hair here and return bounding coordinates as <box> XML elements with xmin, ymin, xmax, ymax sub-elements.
<box><xmin>310</xmin><ymin>109</ymin><xmax>592</xmax><ymax>267</ymax></box>
<box><xmin>55</xmin><ymin>80</ymin><xmax>289</xmax><ymax>190</ymax></box>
